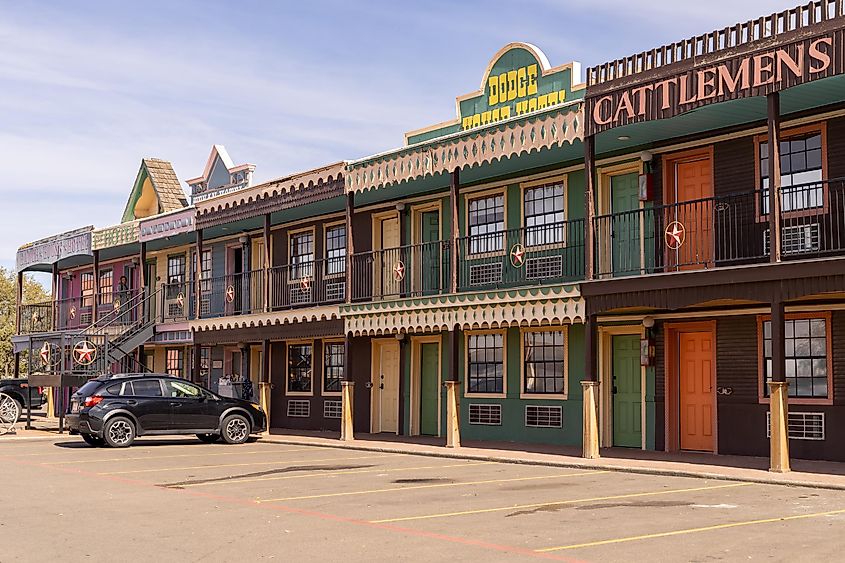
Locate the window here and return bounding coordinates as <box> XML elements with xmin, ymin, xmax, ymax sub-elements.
<box><xmin>199</xmin><ymin>347</ymin><xmax>211</xmax><ymax>388</ymax></box>
<box><xmin>164</xmin><ymin>379</ymin><xmax>203</xmax><ymax>399</ymax></box>
<box><xmin>131</xmin><ymin>379</ymin><xmax>163</xmax><ymax>397</ymax></box>
<box><xmin>762</xmin><ymin>315</ymin><xmax>829</xmax><ymax>399</ymax></box>
<box><xmin>325</xmin><ymin>225</ymin><xmax>346</xmax><ymax>275</ymax></box>
<box><xmin>99</xmin><ymin>269</ymin><xmax>113</xmax><ymax>305</ymax></box>
<box><xmin>166</xmin><ymin>348</ymin><xmax>185</xmax><ymax>378</ymax></box>
<box><xmin>199</xmin><ymin>249</ymin><xmax>212</xmax><ymax>293</ymax></box>
<box><xmin>467</xmin><ymin>333</ymin><xmax>504</xmax><ymax>394</ymax></box>
<box><xmin>290</xmin><ymin>231</ymin><xmax>314</xmax><ymax>280</ymax></box>
<box><xmin>324</xmin><ymin>342</ymin><xmax>345</xmax><ymax>393</ymax></box>
<box><xmin>81</xmin><ymin>272</ymin><xmax>95</xmax><ymax>307</ymax></box>
<box><xmin>167</xmin><ymin>255</ymin><xmax>186</xmax><ymax>299</ymax></box>
<box><xmin>523</xmin><ymin>330</ymin><xmax>566</xmax><ymax>395</ymax></box>
<box><xmin>287</xmin><ymin>343</ymin><xmax>313</xmax><ymax>393</ymax></box>
<box><xmin>760</xmin><ymin>129</ymin><xmax>824</xmax><ymax>214</ymax></box>
<box><xmin>468</xmin><ymin>194</ymin><xmax>505</xmax><ymax>254</ymax></box>
<box><xmin>524</xmin><ymin>183</ymin><xmax>565</xmax><ymax>246</ymax></box>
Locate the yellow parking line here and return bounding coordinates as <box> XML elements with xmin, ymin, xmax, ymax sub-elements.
<box><xmin>370</xmin><ymin>481</ymin><xmax>754</xmax><ymax>523</ymax></box>
<box><xmin>41</xmin><ymin>447</ymin><xmax>323</xmax><ymax>465</ymax></box>
<box><xmin>536</xmin><ymin>506</ymin><xmax>845</xmax><ymax>552</ymax></box>
<box><xmin>260</xmin><ymin>470</ymin><xmax>610</xmax><ymax>503</ymax></box>
<box><xmin>100</xmin><ymin>454</ymin><xmax>391</xmax><ymax>475</ymax></box>
<box><xmin>180</xmin><ymin>461</ymin><xmax>497</xmax><ymax>488</ymax></box>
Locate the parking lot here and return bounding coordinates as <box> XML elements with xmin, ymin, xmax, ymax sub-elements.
<box><xmin>3</xmin><ymin>436</ymin><xmax>845</xmax><ymax>562</ymax></box>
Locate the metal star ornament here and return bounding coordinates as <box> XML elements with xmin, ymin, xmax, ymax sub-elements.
<box><xmin>72</xmin><ymin>340</ymin><xmax>97</xmax><ymax>366</ymax></box>
<box><xmin>665</xmin><ymin>221</ymin><xmax>686</xmax><ymax>250</ymax></box>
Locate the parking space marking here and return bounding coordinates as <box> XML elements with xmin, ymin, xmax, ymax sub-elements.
<box><xmin>38</xmin><ymin>447</ymin><xmax>325</xmax><ymax>465</ymax></box>
<box><xmin>259</xmin><ymin>470</ymin><xmax>610</xmax><ymax>503</ymax></box>
<box><xmin>180</xmin><ymin>461</ymin><xmax>497</xmax><ymax>488</ymax></box>
<box><xmin>370</xmin><ymin>481</ymin><xmax>754</xmax><ymax>523</ymax></box>
<box><xmin>102</xmin><ymin>453</ymin><xmax>392</xmax><ymax>475</ymax></box>
<box><xmin>535</xmin><ymin>506</ymin><xmax>845</xmax><ymax>552</ymax></box>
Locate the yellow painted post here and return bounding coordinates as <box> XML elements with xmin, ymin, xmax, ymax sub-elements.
<box><xmin>259</xmin><ymin>382</ymin><xmax>271</xmax><ymax>436</ymax></box>
<box><xmin>444</xmin><ymin>380</ymin><xmax>461</xmax><ymax>448</ymax></box>
<box><xmin>581</xmin><ymin>380</ymin><xmax>600</xmax><ymax>459</ymax></box>
<box><xmin>768</xmin><ymin>381</ymin><xmax>791</xmax><ymax>473</ymax></box>
<box><xmin>45</xmin><ymin>387</ymin><xmax>55</xmax><ymax>420</ymax></box>
<box><xmin>340</xmin><ymin>381</ymin><xmax>355</xmax><ymax>441</ymax></box>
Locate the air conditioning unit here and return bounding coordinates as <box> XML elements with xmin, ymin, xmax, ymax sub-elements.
<box><xmin>764</xmin><ymin>224</ymin><xmax>820</xmax><ymax>255</ymax></box>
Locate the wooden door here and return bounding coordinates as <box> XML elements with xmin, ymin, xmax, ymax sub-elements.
<box><xmin>375</xmin><ymin>216</ymin><xmax>401</xmax><ymax>298</ymax></box>
<box><xmin>678</xmin><ymin>331</ymin><xmax>714</xmax><ymax>452</ymax></box>
<box><xmin>611</xmin><ymin>173</ymin><xmax>641</xmax><ymax>276</ymax></box>
<box><xmin>612</xmin><ymin>335</ymin><xmax>642</xmax><ymax>448</ymax></box>
<box><xmin>376</xmin><ymin>340</ymin><xmax>400</xmax><ymax>433</ymax></box>
<box><xmin>670</xmin><ymin>158</ymin><xmax>713</xmax><ymax>270</ymax></box>
<box><xmin>419</xmin><ymin>342</ymin><xmax>439</xmax><ymax>436</ymax></box>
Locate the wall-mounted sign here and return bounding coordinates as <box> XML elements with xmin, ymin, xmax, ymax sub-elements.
<box><xmin>92</xmin><ymin>221</ymin><xmax>139</xmax><ymax>250</ymax></box>
<box><xmin>406</xmin><ymin>43</ymin><xmax>584</xmax><ymax>145</ymax></box>
<box><xmin>139</xmin><ymin>208</ymin><xmax>195</xmax><ymax>242</ymax></box>
<box><xmin>587</xmin><ymin>32</ymin><xmax>841</xmax><ymax>135</ymax></box>
<box><xmin>16</xmin><ymin>227</ymin><xmax>93</xmax><ymax>272</ymax></box>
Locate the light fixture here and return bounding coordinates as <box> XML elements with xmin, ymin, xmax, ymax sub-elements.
<box><xmin>395</xmin><ymin>202</ymin><xmax>406</xmax><ymax>212</ymax></box>
<box><xmin>238</xmin><ymin>235</ymin><xmax>249</xmax><ymax>245</ymax></box>
<box><xmin>617</xmin><ymin>135</ymin><xmax>631</xmax><ymax>141</ymax></box>
<box><xmin>395</xmin><ymin>332</ymin><xmax>406</xmax><ymax>341</ymax></box>
<box><xmin>640</xmin><ymin>151</ymin><xmax>653</xmax><ymax>163</ymax></box>
<box><xmin>642</xmin><ymin>316</ymin><xmax>655</xmax><ymax>329</ymax></box>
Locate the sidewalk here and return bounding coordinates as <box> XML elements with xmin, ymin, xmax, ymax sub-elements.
<box><xmin>264</xmin><ymin>429</ymin><xmax>845</xmax><ymax>491</ymax></box>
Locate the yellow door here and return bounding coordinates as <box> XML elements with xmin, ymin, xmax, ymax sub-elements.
<box><xmin>376</xmin><ymin>216</ymin><xmax>401</xmax><ymax>298</ymax></box>
<box><xmin>376</xmin><ymin>340</ymin><xmax>400</xmax><ymax>433</ymax></box>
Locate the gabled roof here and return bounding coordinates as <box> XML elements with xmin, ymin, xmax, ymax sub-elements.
<box><xmin>121</xmin><ymin>158</ymin><xmax>188</xmax><ymax>222</ymax></box>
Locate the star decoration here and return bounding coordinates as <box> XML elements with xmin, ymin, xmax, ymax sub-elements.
<box><xmin>665</xmin><ymin>221</ymin><xmax>686</xmax><ymax>249</ymax></box>
<box><xmin>393</xmin><ymin>261</ymin><xmax>406</xmax><ymax>282</ymax></box>
<box><xmin>73</xmin><ymin>340</ymin><xmax>97</xmax><ymax>366</ymax></box>
<box><xmin>39</xmin><ymin>342</ymin><xmax>51</xmax><ymax>365</ymax></box>
<box><xmin>176</xmin><ymin>292</ymin><xmax>184</xmax><ymax>309</ymax></box>
<box><xmin>300</xmin><ymin>277</ymin><xmax>311</xmax><ymax>290</ymax></box>
<box><xmin>510</xmin><ymin>244</ymin><xmax>526</xmax><ymax>267</ymax></box>
<box><xmin>225</xmin><ymin>285</ymin><xmax>235</xmax><ymax>303</ymax></box>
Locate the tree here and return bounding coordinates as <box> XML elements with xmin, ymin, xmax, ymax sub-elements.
<box><xmin>0</xmin><ymin>268</ymin><xmax>50</xmax><ymax>378</ymax></box>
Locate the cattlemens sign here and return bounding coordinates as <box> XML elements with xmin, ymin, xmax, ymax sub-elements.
<box><xmin>587</xmin><ymin>32</ymin><xmax>841</xmax><ymax>135</ymax></box>
<box><xmin>406</xmin><ymin>43</ymin><xmax>583</xmax><ymax>145</ymax></box>
<box><xmin>16</xmin><ymin>227</ymin><xmax>93</xmax><ymax>272</ymax></box>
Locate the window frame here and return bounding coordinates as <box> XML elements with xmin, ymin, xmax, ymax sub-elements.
<box><xmin>757</xmin><ymin>311</ymin><xmax>833</xmax><ymax>406</ymax></box>
<box><xmin>754</xmin><ymin>122</ymin><xmax>828</xmax><ymax>221</ymax></box>
<box><xmin>323</xmin><ymin>222</ymin><xmax>347</xmax><ymax>278</ymax></box>
<box><xmin>165</xmin><ymin>347</ymin><xmax>185</xmax><ymax>378</ymax></box>
<box><xmin>464</xmin><ymin>188</ymin><xmax>507</xmax><ymax>257</ymax></box>
<box><xmin>288</xmin><ymin>227</ymin><xmax>316</xmax><ymax>281</ymax></box>
<box><xmin>520</xmin><ymin>327</ymin><xmax>569</xmax><ymax>400</ymax></box>
<box><xmin>98</xmin><ymin>268</ymin><xmax>114</xmax><ymax>306</ymax></box>
<box><xmin>464</xmin><ymin>329</ymin><xmax>507</xmax><ymax>398</ymax></box>
<box><xmin>80</xmin><ymin>271</ymin><xmax>95</xmax><ymax>308</ymax></box>
<box><xmin>322</xmin><ymin>339</ymin><xmax>345</xmax><ymax>396</ymax></box>
<box><xmin>286</xmin><ymin>340</ymin><xmax>315</xmax><ymax>397</ymax></box>
<box><xmin>520</xmin><ymin>176</ymin><xmax>568</xmax><ymax>249</ymax></box>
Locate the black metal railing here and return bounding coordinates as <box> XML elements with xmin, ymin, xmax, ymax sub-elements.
<box><xmin>457</xmin><ymin>220</ymin><xmax>584</xmax><ymax>290</ymax></box>
<box><xmin>351</xmin><ymin>241</ymin><xmax>450</xmax><ymax>301</ymax></box>
<box><xmin>201</xmin><ymin>271</ymin><xmax>265</xmax><ymax>318</ymax></box>
<box><xmin>160</xmin><ymin>281</ymin><xmax>194</xmax><ymax>322</ymax></box>
<box><xmin>18</xmin><ymin>301</ymin><xmax>53</xmax><ymax>334</ymax></box>
<box><xmin>269</xmin><ymin>259</ymin><xmax>346</xmax><ymax>310</ymax></box>
<box><xmin>778</xmin><ymin>179</ymin><xmax>845</xmax><ymax>260</ymax></box>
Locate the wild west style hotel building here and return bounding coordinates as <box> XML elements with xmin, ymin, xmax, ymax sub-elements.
<box><xmin>12</xmin><ymin>2</ymin><xmax>845</xmax><ymax>471</ymax></box>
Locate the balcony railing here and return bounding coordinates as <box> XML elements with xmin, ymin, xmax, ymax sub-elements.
<box><xmin>457</xmin><ymin>220</ymin><xmax>585</xmax><ymax>290</ymax></box>
<box><xmin>351</xmin><ymin>241</ymin><xmax>451</xmax><ymax>302</ymax></box>
<box><xmin>593</xmin><ymin>180</ymin><xmax>845</xmax><ymax>277</ymax></box>
<box><xmin>201</xmin><ymin>271</ymin><xmax>265</xmax><ymax>318</ymax></box>
<box><xmin>269</xmin><ymin>259</ymin><xmax>346</xmax><ymax>310</ymax></box>
<box><xmin>18</xmin><ymin>301</ymin><xmax>53</xmax><ymax>334</ymax></box>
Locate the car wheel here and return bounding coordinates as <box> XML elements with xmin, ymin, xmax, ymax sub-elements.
<box><xmin>220</xmin><ymin>414</ymin><xmax>250</xmax><ymax>444</ymax></box>
<box><xmin>196</xmin><ymin>433</ymin><xmax>220</xmax><ymax>444</ymax></box>
<box><xmin>82</xmin><ymin>434</ymin><xmax>105</xmax><ymax>447</ymax></box>
<box><xmin>103</xmin><ymin>417</ymin><xmax>136</xmax><ymax>448</ymax></box>
<box><xmin>0</xmin><ymin>394</ymin><xmax>22</xmax><ymax>425</ymax></box>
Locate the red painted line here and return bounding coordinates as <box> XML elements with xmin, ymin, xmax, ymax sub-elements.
<box><xmin>8</xmin><ymin>456</ymin><xmax>586</xmax><ymax>563</ymax></box>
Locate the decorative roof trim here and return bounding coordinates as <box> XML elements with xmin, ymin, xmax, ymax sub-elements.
<box><xmin>190</xmin><ymin>306</ymin><xmax>341</xmax><ymax>332</ymax></box>
<box><xmin>139</xmin><ymin>207</ymin><xmax>196</xmax><ymax>242</ymax></box>
<box><xmin>345</xmin><ymin>105</ymin><xmax>583</xmax><ymax>194</ymax></box>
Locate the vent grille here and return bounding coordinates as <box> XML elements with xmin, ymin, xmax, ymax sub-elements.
<box><xmin>764</xmin><ymin>224</ymin><xmax>820</xmax><ymax>255</ymax></box>
<box><xmin>469</xmin><ymin>262</ymin><xmax>503</xmax><ymax>286</ymax></box>
<box><xmin>767</xmin><ymin>411</ymin><xmax>824</xmax><ymax>441</ymax></box>
<box><xmin>326</xmin><ymin>282</ymin><xmax>346</xmax><ymax>302</ymax></box>
<box><xmin>323</xmin><ymin>400</ymin><xmax>342</xmax><ymax>419</ymax></box>
<box><xmin>469</xmin><ymin>403</ymin><xmax>502</xmax><ymax>425</ymax></box>
<box><xmin>81</xmin><ymin>312</ymin><xmax>93</xmax><ymax>325</ymax></box>
<box><xmin>525</xmin><ymin>405</ymin><xmax>563</xmax><ymax>428</ymax></box>
<box><xmin>287</xmin><ymin>399</ymin><xmax>311</xmax><ymax>418</ymax></box>
<box><xmin>526</xmin><ymin>255</ymin><xmax>563</xmax><ymax>280</ymax></box>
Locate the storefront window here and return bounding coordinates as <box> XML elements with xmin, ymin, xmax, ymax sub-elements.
<box><xmin>324</xmin><ymin>342</ymin><xmax>344</xmax><ymax>393</ymax></box>
<box><xmin>288</xmin><ymin>343</ymin><xmax>313</xmax><ymax>393</ymax></box>
<box><xmin>166</xmin><ymin>348</ymin><xmax>185</xmax><ymax>378</ymax></box>
<box><xmin>523</xmin><ymin>330</ymin><xmax>566</xmax><ymax>394</ymax></box>
<box><xmin>467</xmin><ymin>333</ymin><xmax>504</xmax><ymax>394</ymax></box>
<box><xmin>762</xmin><ymin>316</ymin><xmax>829</xmax><ymax>399</ymax></box>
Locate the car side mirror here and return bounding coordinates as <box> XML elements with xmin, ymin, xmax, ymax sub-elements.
<box><xmin>198</xmin><ymin>395</ymin><xmax>207</xmax><ymax>402</ymax></box>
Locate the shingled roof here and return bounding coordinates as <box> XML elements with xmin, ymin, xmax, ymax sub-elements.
<box><xmin>143</xmin><ymin>158</ymin><xmax>188</xmax><ymax>211</ymax></box>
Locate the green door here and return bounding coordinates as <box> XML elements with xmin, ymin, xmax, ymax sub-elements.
<box><xmin>419</xmin><ymin>342</ymin><xmax>439</xmax><ymax>436</ymax></box>
<box><xmin>612</xmin><ymin>334</ymin><xmax>642</xmax><ymax>448</ymax></box>
<box><xmin>419</xmin><ymin>211</ymin><xmax>441</xmax><ymax>295</ymax></box>
<box><xmin>610</xmin><ymin>174</ymin><xmax>641</xmax><ymax>276</ymax></box>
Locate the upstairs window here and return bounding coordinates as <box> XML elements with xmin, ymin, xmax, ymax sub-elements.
<box><xmin>99</xmin><ymin>269</ymin><xmax>113</xmax><ymax>305</ymax></box>
<box><xmin>81</xmin><ymin>272</ymin><xmax>95</xmax><ymax>307</ymax></box>
<box><xmin>290</xmin><ymin>231</ymin><xmax>314</xmax><ymax>280</ymax></box>
<box><xmin>325</xmin><ymin>225</ymin><xmax>346</xmax><ymax>276</ymax></box>
<box><xmin>759</xmin><ymin>127</ymin><xmax>825</xmax><ymax>215</ymax></box>
<box><xmin>524</xmin><ymin>182</ymin><xmax>565</xmax><ymax>246</ymax></box>
<box><xmin>468</xmin><ymin>194</ymin><xmax>505</xmax><ymax>254</ymax></box>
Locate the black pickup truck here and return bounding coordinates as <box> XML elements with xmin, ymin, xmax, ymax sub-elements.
<box><xmin>0</xmin><ymin>379</ymin><xmax>46</xmax><ymax>422</ymax></box>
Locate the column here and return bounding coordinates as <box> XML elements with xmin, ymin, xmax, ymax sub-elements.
<box><xmin>584</xmin><ymin>135</ymin><xmax>596</xmax><ymax>280</ymax></box>
<box><xmin>51</xmin><ymin>263</ymin><xmax>59</xmax><ymax>331</ymax></box>
<box><xmin>449</xmin><ymin>169</ymin><xmax>460</xmax><ymax>294</ymax></box>
<box><xmin>92</xmin><ymin>249</ymin><xmax>100</xmax><ymax>323</ymax></box>
<box><xmin>263</xmin><ymin>214</ymin><xmax>271</xmax><ymax>312</ymax></box>
<box><xmin>340</xmin><ymin>333</ymin><xmax>355</xmax><ymax>441</ymax></box>
<box><xmin>139</xmin><ymin>241</ymin><xmax>148</xmax><ymax>323</ymax></box>
<box><xmin>345</xmin><ymin>192</ymin><xmax>355</xmax><ymax>304</ymax></box>
<box><xmin>444</xmin><ymin>325</ymin><xmax>461</xmax><ymax>448</ymax></box>
<box><xmin>767</xmin><ymin>93</ymin><xmax>782</xmax><ymax>263</ymax></box>
<box><xmin>240</xmin><ymin>235</ymin><xmax>250</xmax><ymax>314</ymax></box>
<box><xmin>582</xmin><ymin>313</ymin><xmax>600</xmax><ymax>459</ymax></box>
<box><xmin>195</xmin><ymin>229</ymin><xmax>203</xmax><ymax>320</ymax></box>
<box><xmin>768</xmin><ymin>299</ymin><xmax>790</xmax><ymax>472</ymax></box>
<box><xmin>192</xmin><ymin>343</ymin><xmax>201</xmax><ymax>384</ymax></box>
<box><xmin>260</xmin><ymin>339</ymin><xmax>271</xmax><ymax>434</ymax></box>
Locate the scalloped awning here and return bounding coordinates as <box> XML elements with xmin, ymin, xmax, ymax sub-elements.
<box><xmin>346</xmin><ymin>105</ymin><xmax>583</xmax><ymax>194</ymax></box>
<box><xmin>340</xmin><ymin>286</ymin><xmax>583</xmax><ymax>336</ymax></box>
<box><xmin>190</xmin><ymin>305</ymin><xmax>342</xmax><ymax>332</ymax></box>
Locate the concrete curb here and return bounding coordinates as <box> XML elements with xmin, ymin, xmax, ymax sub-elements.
<box><xmin>262</xmin><ymin>437</ymin><xmax>845</xmax><ymax>492</ymax></box>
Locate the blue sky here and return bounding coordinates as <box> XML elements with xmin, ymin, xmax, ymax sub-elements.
<box><xmin>1</xmin><ymin>0</ymin><xmax>800</xmax><ymax>279</ymax></box>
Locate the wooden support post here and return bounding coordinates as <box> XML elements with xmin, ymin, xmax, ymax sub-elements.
<box><xmin>340</xmin><ymin>334</ymin><xmax>354</xmax><ymax>441</ymax></box>
<box><xmin>769</xmin><ymin>298</ymin><xmax>790</xmax><ymax>472</ymax></box>
<box><xmin>449</xmin><ymin>169</ymin><xmax>460</xmax><ymax>294</ymax></box>
<box><xmin>15</xmin><ymin>271</ymin><xmax>22</xmax><ymax>335</ymax></box>
<box><xmin>584</xmin><ymin>135</ymin><xmax>596</xmax><ymax>280</ymax></box>
<box><xmin>192</xmin><ymin>343</ymin><xmax>201</xmax><ymax>384</ymax></box>
<box><xmin>767</xmin><ymin>93</ymin><xmax>782</xmax><ymax>263</ymax></box>
<box><xmin>582</xmin><ymin>313</ymin><xmax>600</xmax><ymax>459</ymax></box>
<box><xmin>92</xmin><ymin>250</ymin><xmax>100</xmax><ymax>323</ymax></box>
<box><xmin>260</xmin><ymin>339</ymin><xmax>271</xmax><ymax>434</ymax></box>
<box><xmin>445</xmin><ymin>325</ymin><xmax>461</xmax><ymax>448</ymax></box>
<box><xmin>195</xmin><ymin>229</ymin><xmax>203</xmax><ymax>320</ymax></box>
<box><xmin>345</xmin><ymin>192</ymin><xmax>355</xmax><ymax>304</ymax></box>
<box><xmin>51</xmin><ymin>263</ymin><xmax>59</xmax><ymax>331</ymax></box>
<box><xmin>263</xmin><ymin>214</ymin><xmax>271</xmax><ymax>312</ymax></box>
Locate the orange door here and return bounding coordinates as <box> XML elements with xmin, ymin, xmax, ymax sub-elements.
<box><xmin>678</xmin><ymin>331</ymin><xmax>715</xmax><ymax>452</ymax></box>
<box><xmin>670</xmin><ymin>158</ymin><xmax>713</xmax><ymax>270</ymax></box>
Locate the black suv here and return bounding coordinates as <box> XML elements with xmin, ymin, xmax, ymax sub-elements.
<box><xmin>67</xmin><ymin>374</ymin><xmax>267</xmax><ymax>447</ymax></box>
